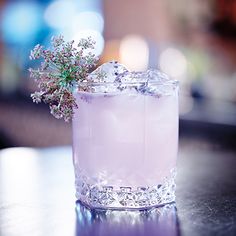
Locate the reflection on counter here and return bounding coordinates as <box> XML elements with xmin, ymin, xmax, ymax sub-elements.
<box><xmin>75</xmin><ymin>202</ymin><xmax>181</xmax><ymax>236</ymax></box>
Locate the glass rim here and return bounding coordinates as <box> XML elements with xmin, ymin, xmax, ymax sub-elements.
<box><xmin>76</xmin><ymin>79</ymin><xmax>179</xmax><ymax>87</ymax></box>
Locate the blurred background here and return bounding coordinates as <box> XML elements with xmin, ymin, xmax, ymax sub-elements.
<box><xmin>0</xmin><ymin>0</ymin><xmax>236</xmax><ymax>148</ymax></box>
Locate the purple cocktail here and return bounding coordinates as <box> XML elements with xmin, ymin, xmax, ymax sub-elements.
<box><xmin>72</xmin><ymin>63</ymin><xmax>179</xmax><ymax>210</ymax></box>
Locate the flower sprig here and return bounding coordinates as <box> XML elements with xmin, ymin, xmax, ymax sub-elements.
<box><xmin>29</xmin><ymin>35</ymin><xmax>98</xmax><ymax>122</ymax></box>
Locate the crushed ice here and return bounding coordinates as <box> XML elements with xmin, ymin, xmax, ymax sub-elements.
<box><xmin>83</xmin><ymin>61</ymin><xmax>178</xmax><ymax>96</ymax></box>
<box><xmin>88</xmin><ymin>60</ymin><xmax>128</xmax><ymax>83</ymax></box>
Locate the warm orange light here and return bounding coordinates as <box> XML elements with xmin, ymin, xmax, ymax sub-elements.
<box><xmin>100</xmin><ymin>39</ymin><xmax>120</xmax><ymax>64</ymax></box>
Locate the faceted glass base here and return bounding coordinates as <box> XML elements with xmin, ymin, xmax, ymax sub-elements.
<box><xmin>75</xmin><ymin>168</ymin><xmax>176</xmax><ymax>210</ymax></box>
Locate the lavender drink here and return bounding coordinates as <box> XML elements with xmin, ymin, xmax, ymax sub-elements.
<box><xmin>72</xmin><ymin>63</ymin><xmax>179</xmax><ymax>210</ymax></box>
<box><xmin>28</xmin><ymin>37</ymin><xmax>178</xmax><ymax>210</ymax></box>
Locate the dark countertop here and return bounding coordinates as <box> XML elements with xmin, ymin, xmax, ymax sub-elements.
<box><xmin>0</xmin><ymin>139</ymin><xmax>236</xmax><ymax>236</ymax></box>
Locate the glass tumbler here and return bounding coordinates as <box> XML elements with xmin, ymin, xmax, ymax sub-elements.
<box><xmin>72</xmin><ymin>72</ymin><xmax>179</xmax><ymax>210</ymax></box>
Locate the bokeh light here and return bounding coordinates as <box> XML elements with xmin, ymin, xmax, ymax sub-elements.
<box><xmin>160</xmin><ymin>48</ymin><xmax>187</xmax><ymax>79</ymax></box>
<box><xmin>76</xmin><ymin>0</ymin><xmax>102</xmax><ymax>13</ymax></box>
<box><xmin>120</xmin><ymin>35</ymin><xmax>149</xmax><ymax>71</ymax></box>
<box><xmin>72</xmin><ymin>30</ymin><xmax>104</xmax><ymax>56</ymax></box>
<box><xmin>1</xmin><ymin>2</ymin><xmax>42</xmax><ymax>44</ymax></box>
<box><xmin>72</xmin><ymin>11</ymin><xmax>104</xmax><ymax>33</ymax></box>
<box><xmin>44</xmin><ymin>0</ymin><xmax>78</xmax><ymax>29</ymax></box>
<box><xmin>44</xmin><ymin>0</ymin><xmax>104</xmax><ymax>57</ymax></box>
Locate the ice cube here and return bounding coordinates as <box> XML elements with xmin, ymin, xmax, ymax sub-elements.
<box><xmin>88</xmin><ymin>61</ymin><xmax>128</xmax><ymax>83</ymax></box>
<box><xmin>146</xmin><ymin>69</ymin><xmax>170</xmax><ymax>83</ymax></box>
<box><xmin>87</xmin><ymin>61</ymin><xmax>129</xmax><ymax>93</ymax></box>
<box><xmin>117</xmin><ymin>69</ymin><xmax>173</xmax><ymax>97</ymax></box>
<box><xmin>144</xmin><ymin>69</ymin><xmax>177</xmax><ymax>96</ymax></box>
<box><xmin>86</xmin><ymin>62</ymin><xmax>177</xmax><ymax>96</ymax></box>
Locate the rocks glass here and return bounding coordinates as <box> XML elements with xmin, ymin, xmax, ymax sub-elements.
<box><xmin>72</xmin><ymin>68</ymin><xmax>179</xmax><ymax>210</ymax></box>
